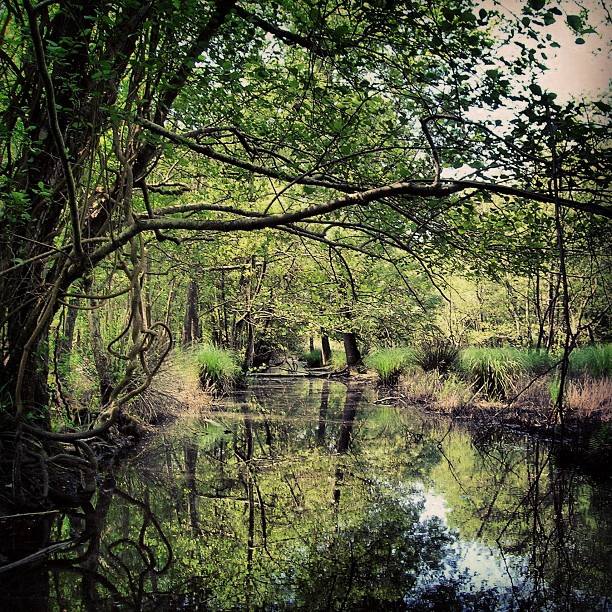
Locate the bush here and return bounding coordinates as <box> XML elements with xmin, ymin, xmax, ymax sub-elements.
<box><xmin>195</xmin><ymin>346</ymin><xmax>242</xmax><ymax>396</ymax></box>
<box><xmin>414</xmin><ymin>338</ymin><xmax>459</xmax><ymax>373</ymax></box>
<box><xmin>365</xmin><ymin>347</ymin><xmax>415</xmax><ymax>385</ymax></box>
<box><xmin>569</xmin><ymin>344</ymin><xmax>612</xmax><ymax>379</ymax></box>
<box><xmin>301</xmin><ymin>349</ymin><xmax>323</xmax><ymax>368</ymax></box>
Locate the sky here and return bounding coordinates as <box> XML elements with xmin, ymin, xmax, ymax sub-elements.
<box><xmin>491</xmin><ymin>0</ymin><xmax>611</xmax><ymax>102</ymax></box>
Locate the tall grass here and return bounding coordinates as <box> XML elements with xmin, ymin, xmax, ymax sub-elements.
<box><xmin>569</xmin><ymin>344</ymin><xmax>612</xmax><ymax>379</ymax></box>
<box><xmin>458</xmin><ymin>347</ymin><xmax>554</xmax><ymax>398</ymax></box>
<box><xmin>300</xmin><ymin>349</ymin><xmax>323</xmax><ymax>368</ymax></box>
<box><xmin>414</xmin><ymin>338</ymin><xmax>459</xmax><ymax>373</ymax></box>
<box><xmin>365</xmin><ymin>347</ymin><xmax>415</xmax><ymax>384</ymax></box>
<box><xmin>194</xmin><ymin>345</ymin><xmax>242</xmax><ymax>395</ymax></box>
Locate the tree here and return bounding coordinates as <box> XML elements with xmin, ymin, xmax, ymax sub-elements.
<box><xmin>0</xmin><ymin>0</ymin><xmax>609</xmax><ymax>444</ymax></box>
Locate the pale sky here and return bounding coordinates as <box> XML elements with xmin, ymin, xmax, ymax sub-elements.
<box><xmin>488</xmin><ymin>0</ymin><xmax>611</xmax><ymax>101</ymax></box>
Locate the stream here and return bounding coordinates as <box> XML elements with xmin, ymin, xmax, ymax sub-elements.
<box><xmin>2</xmin><ymin>378</ymin><xmax>611</xmax><ymax>610</ymax></box>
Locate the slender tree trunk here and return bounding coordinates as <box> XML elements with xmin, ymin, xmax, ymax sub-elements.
<box><xmin>321</xmin><ymin>331</ymin><xmax>332</xmax><ymax>365</ymax></box>
<box><xmin>57</xmin><ymin>298</ymin><xmax>79</xmax><ymax>366</ymax></box>
<box><xmin>87</xmin><ymin>299</ymin><xmax>113</xmax><ymax>407</ymax></box>
<box><xmin>182</xmin><ymin>279</ymin><xmax>200</xmax><ymax>347</ymax></box>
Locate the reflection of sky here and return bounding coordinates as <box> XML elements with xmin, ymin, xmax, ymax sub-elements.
<box><xmin>409</xmin><ymin>482</ymin><xmax>528</xmax><ymax>594</ymax></box>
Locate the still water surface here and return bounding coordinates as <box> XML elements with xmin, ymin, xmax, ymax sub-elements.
<box><xmin>3</xmin><ymin>379</ymin><xmax>612</xmax><ymax>610</ymax></box>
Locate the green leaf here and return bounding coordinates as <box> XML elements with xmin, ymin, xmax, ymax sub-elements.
<box><xmin>566</xmin><ymin>14</ymin><xmax>582</xmax><ymax>31</ymax></box>
<box><xmin>528</xmin><ymin>0</ymin><xmax>546</xmax><ymax>10</ymax></box>
<box><xmin>575</xmin><ymin>37</ymin><xmax>585</xmax><ymax>45</ymax></box>
<box><xmin>528</xmin><ymin>83</ymin><xmax>542</xmax><ymax>96</ymax></box>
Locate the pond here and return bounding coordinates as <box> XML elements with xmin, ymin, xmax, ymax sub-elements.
<box><xmin>2</xmin><ymin>379</ymin><xmax>611</xmax><ymax>610</ymax></box>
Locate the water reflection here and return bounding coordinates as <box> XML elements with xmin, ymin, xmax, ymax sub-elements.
<box><xmin>1</xmin><ymin>379</ymin><xmax>611</xmax><ymax>610</ymax></box>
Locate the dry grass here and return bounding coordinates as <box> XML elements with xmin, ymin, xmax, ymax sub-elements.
<box><xmin>400</xmin><ymin>370</ymin><xmax>474</xmax><ymax>412</ymax></box>
<box><xmin>567</xmin><ymin>377</ymin><xmax>612</xmax><ymax>419</ymax></box>
<box><xmin>127</xmin><ymin>352</ymin><xmax>212</xmax><ymax>424</ymax></box>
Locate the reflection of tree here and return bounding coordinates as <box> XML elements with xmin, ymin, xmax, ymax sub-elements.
<box><xmin>8</xmin><ymin>380</ymin><xmax>608</xmax><ymax>609</ymax></box>
<box><xmin>183</xmin><ymin>441</ymin><xmax>200</xmax><ymax>534</ymax></box>
<box><xmin>432</xmin><ymin>430</ymin><xmax>612</xmax><ymax>609</ymax></box>
<box><xmin>336</xmin><ymin>384</ymin><xmax>363</xmax><ymax>454</ymax></box>
<box><xmin>317</xmin><ymin>379</ymin><xmax>330</xmax><ymax>444</ymax></box>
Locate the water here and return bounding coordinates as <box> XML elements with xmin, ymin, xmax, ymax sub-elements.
<box><xmin>2</xmin><ymin>378</ymin><xmax>611</xmax><ymax>610</ymax></box>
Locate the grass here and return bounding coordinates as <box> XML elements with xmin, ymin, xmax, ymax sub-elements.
<box><xmin>301</xmin><ymin>349</ymin><xmax>323</xmax><ymax>368</ymax></box>
<box><xmin>569</xmin><ymin>344</ymin><xmax>612</xmax><ymax>379</ymax></box>
<box><xmin>194</xmin><ymin>345</ymin><xmax>242</xmax><ymax>395</ymax></box>
<box><xmin>457</xmin><ymin>347</ymin><xmax>554</xmax><ymax>398</ymax></box>
<box><xmin>365</xmin><ymin>347</ymin><xmax>415</xmax><ymax>384</ymax></box>
<box><xmin>399</xmin><ymin>370</ymin><xmax>473</xmax><ymax>411</ymax></box>
<box><xmin>414</xmin><ymin>338</ymin><xmax>459</xmax><ymax>373</ymax></box>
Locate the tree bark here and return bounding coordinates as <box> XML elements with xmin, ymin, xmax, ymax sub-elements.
<box><xmin>343</xmin><ymin>331</ymin><xmax>362</xmax><ymax>367</ymax></box>
<box><xmin>321</xmin><ymin>331</ymin><xmax>332</xmax><ymax>365</ymax></box>
<box><xmin>87</xmin><ymin>299</ymin><xmax>113</xmax><ymax>407</ymax></box>
<box><xmin>182</xmin><ymin>280</ymin><xmax>201</xmax><ymax>346</ymax></box>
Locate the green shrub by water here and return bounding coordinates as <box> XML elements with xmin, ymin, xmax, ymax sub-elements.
<box><xmin>195</xmin><ymin>345</ymin><xmax>242</xmax><ymax>394</ymax></box>
<box><xmin>301</xmin><ymin>349</ymin><xmax>323</xmax><ymax>368</ymax></box>
<box><xmin>365</xmin><ymin>347</ymin><xmax>415</xmax><ymax>384</ymax></box>
<box><xmin>458</xmin><ymin>347</ymin><xmax>554</xmax><ymax>398</ymax></box>
<box><xmin>569</xmin><ymin>344</ymin><xmax>612</xmax><ymax>379</ymax></box>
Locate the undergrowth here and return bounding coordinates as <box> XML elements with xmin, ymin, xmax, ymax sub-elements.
<box><xmin>301</xmin><ymin>349</ymin><xmax>323</xmax><ymax>368</ymax></box>
<box><xmin>193</xmin><ymin>345</ymin><xmax>242</xmax><ymax>395</ymax></box>
<box><xmin>365</xmin><ymin>348</ymin><xmax>415</xmax><ymax>384</ymax></box>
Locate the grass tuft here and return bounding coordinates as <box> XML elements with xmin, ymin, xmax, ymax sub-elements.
<box><xmin>301</xmin><ymin>349</ymin><xmax>323</xmax><ymax>368</ymax></box>
<box><xmin>365</xmin><ymin>347</ymin><xmax>415</xmax><ymax>385</ymax></box>
<box><xmin>194</xmin><ymin>345</ymin><xmax>242</xmax><ymax>396</ymax></box>
<box><xmin>569</xmin><ymin>344</ymin><xmax>612</xmax><ymax>379</ymax></box>
<box><xmin>458</xmin><ymin>347</ymin><xmax>554</xmax><ymax>398</ymax></box>
<box><xmin>414</xmin><ymin>338</ymin><xmax>459</xmax><ymax>373</ymax></box>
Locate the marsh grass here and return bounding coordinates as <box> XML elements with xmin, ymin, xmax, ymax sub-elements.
<box><xmin>567</xmin><ymin>377</ymin><xmax>612</xmax><ymax>417</ymax></box>
<box><xmin>458</xmin><ymin>347</ymin><xmax>554</xmax><ymax>398</ymax></box>
<box><xmin>365</xmin><ymin>348</ymin><xmax>415</xmax><ymax>384</ymax></box>
<box><xmin>569</xmin><ymin>344</ymin><xmax>612</xmax><ymax>379</ymax></box>
<box><xmin>414</xmin><ymin>338</ymin><xmax>459</xmax><ymax>373</ymax></box>
<box><xmin>194</xmin><ymin>345</ymin><xmax>242</xmax><ymax>395</ymax></box>
<box><xmin>301</xmin><ymin>349</ymin><xmax>323</xmax><ymax>368</ymax></box>
<box><xmin>400</xmin><ymin>369</ymin><xmax>473</xmax><ymax>411</ymax></box>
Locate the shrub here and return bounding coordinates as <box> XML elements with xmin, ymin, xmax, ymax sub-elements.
<box><xmin>194</xmin><ymin>346</ymin><xmax>242</xmax><ymax>396</ymax></box>
<box><xmin>569</xmin><ymin>344</ymin><xmax>612</xmax><ymax>379</ymax></box>
<box><xmin>301</xmin><ymin>349</ymin><xmax>323</xmax><ymax>368</ymax></box>
<box><xmin>414</xmin><ymin>338</ymin><xmax>459</xmax><ymax>373</ymax></box>
<box><xmin>365</xmin><ymin>347</ymin><xmax>415</xmax><ymax>385</ymax></box>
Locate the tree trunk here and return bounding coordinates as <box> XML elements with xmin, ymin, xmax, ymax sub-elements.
<box><xmin>343</xmin><ymin>331</ymin><xmax>362</xmax><ymax>367</ymax></box>
<box><xmin>87</xmin><ymin>299</ymin><xmax>113</xmax><ymax>407</ymax></box>
<box><xmin>321</xmin><ymin>331</ymin><xmax>332</xmax><ymax>365</ymax></box>
<box><xmin>182</xmin><ymin>279</ymin><xmax>201</xmax><ymax>346</ymax></box>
